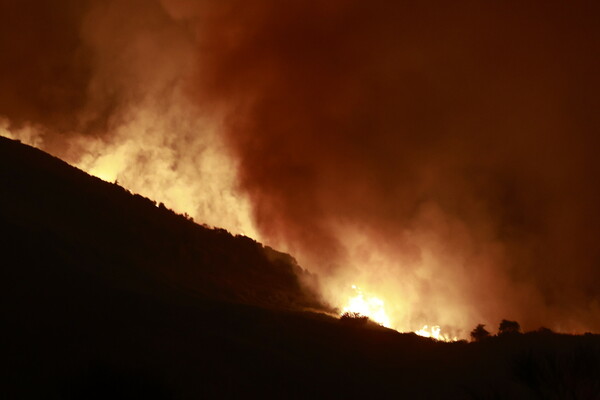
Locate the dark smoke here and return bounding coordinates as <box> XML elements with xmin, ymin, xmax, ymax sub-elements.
<box><xmin>0</xmin><ymin>0</ymin><xmax>257</xmax><ymax>234</ymax></box>
<box><xmin>0</xmin><ymin>0</ymin><xmax>91</xmax><ymax>135</ymax></box>
<box><xmin>193</xmin><ymin>1</ymin><xmax>600</xmax><ymax>332</ymax></box>
<box><xmin>1</xmin><ymin>0</ymin><xmax>599</xmax><ymax>334</ymax></box>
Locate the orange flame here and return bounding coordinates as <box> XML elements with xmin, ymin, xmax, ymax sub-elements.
<box><xmin>342</xmin><ymin>285</ymin><xmax>391</xmax><ymax>328</ymax></box>
<box><xmin>341</xmin><ymin>284</ymin><xmax>458</xmax><ymax>341</ymax></box>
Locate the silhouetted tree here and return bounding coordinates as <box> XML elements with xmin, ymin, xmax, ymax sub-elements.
<box><xmin>340</xmin><ymin>312</ymin><xmax>369</xmax><ymax>326</ymax></box>
<box><xmin>498</xmin><ymin>319</ymin><xmax>521</xmax><ymax>336</ymax></box>
<box><xmin>470</xmin><ymin>324</ymin><xmax>490</xmax><ymax>342</ymax></box>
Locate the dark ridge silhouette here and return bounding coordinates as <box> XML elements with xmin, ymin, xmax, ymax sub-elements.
<box><xmin>0</xmin><ymin>136</ymin><xmax>323</xmax><ymax>311</ymax></box>
<box><xmin>1</xmin><ymin>136</ymin><xmax>599</xmax><ymax>399</ymax></box>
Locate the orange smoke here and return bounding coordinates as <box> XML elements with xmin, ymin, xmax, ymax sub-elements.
<box><xmin>191</xmin><ymin>0</ymin><xmax>600</xmax><ymax>336</ymax></box>
<box><xmin>0</xmin><ymin>0</ymin><xmax>257</xmax><ymax>237</ymax></box>
<box><xmin>1</xmin><ymin>0</ymin><xmax>600</xmax><ymax>337</ymax></box>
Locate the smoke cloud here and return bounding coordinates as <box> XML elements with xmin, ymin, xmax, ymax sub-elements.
<box><xmin>1</xmin><ymin>0</ymin><xmax>599</xmax><ymax>335</ymax></box>
<box><xmin>191</xmin><ymin>0</ymin><xmax>600</xmax><ymax>335</ymax></box>
<box><xmin>0</xmin><ymin>0</ymin><xmax>256</xmax><ymax>236</ymax></box>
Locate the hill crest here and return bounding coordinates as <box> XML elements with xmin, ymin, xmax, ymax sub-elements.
<box><xmin>0</xmin><ymin>135</ymin><xmax>324</xmax><ymax>311</ymax></box>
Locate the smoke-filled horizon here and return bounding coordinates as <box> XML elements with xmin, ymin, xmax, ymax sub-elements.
<box><xmin>2</xmin><ymin>0</ymin><xmax>599</xmax><ymax>336</ymax></box>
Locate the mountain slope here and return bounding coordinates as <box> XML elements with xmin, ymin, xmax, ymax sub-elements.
<box><xmin>0</xmin><ymin>136</ymin><xmax>322</xmax><ymax>311</ymax></box>
<box><xmin>1</xmin><ymin>136</ymin><xmax>599</xmax><ymax>399</ymax></box>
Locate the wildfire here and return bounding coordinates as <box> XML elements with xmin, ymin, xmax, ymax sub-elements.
<box><xmin>342</xmin><ymin>285</ymin><xmax>391</xmax><ymax>328</ymax></box>
<box><xmin>415</xmin><ymin>325</ymin><xmax>458</xmax><ymax>342</ymax></box>
<box><xmin>341</xmin><ymin>285</ymin><xmax>457</xmax><ymax>342</ymax></box>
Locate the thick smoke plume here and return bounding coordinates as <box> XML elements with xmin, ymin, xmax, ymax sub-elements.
<box><xmin>0</xmin><ymin>0</ymin><xmax>257</xmax><ymax>236</ymax></box>
<box><xmin>1</xmin><ymin>0</ymin><xmax>599</xmax><ymax>336</ymax></box>
<box><xmin>192</xmin><ymin>0</ymin><xmax>600</xmax><ymax>335</ymax></box>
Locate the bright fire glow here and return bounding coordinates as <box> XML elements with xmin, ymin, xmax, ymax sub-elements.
<box><xmin>341</xmin><ymin>284</ymin><xmax>457</xmax><ymax>341</ymax></box>
<box><xmin>342</xmin><ymin>285</ymin><xmax>391</xmax><ymax>328</ymax></box>
<box><xmin>415</xmin><ymin>325</ymin><xmax>458</xmax><ymax>342</ymax></box>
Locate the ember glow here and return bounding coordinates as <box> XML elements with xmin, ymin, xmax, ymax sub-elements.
<box><xmin>415</xmin><ymin>325</ymin><xmax>458</xmax><ymax>342</ymax></box>
<box><xmin>342</xmin><ymin>285</ymin><xmax>391</xmax><ymax>328</ymax></box>
<box><xmin>341</xmin><ymin>284</ymin><xmax>457</xmax><ymax>341</ymax></box>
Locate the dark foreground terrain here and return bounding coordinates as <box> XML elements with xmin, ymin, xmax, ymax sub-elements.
<box><xmin>1</xmin><ymin>136</ymin><xmax>599</xmax><ymax>399</ymax></box>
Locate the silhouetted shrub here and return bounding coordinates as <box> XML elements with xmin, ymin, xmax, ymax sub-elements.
<box><xmin>470</xmin><ymin>324</ymin><xmax>491</xmax><ymax>342</ymax></box>
<box><xmin>340</xmin><ymin>312</ymin><xmax>369</xmax><ymax>326</ymax></box>
<box><xmin>498</xmin><ymin>319</ymin><xmax>521</xmax><ymax>336</ymax></box>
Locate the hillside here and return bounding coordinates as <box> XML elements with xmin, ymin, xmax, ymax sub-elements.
<box><xmin>0</xmin><ymin>136</ymin><xmax>323</xmax><ymax>311</ymax></box>
<box><xmin>1</xmin><ymin>136</ymin><xmax>599</xmax><ymax>399</ymax></box>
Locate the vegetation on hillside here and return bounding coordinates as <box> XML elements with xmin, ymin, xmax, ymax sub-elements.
<box><xmin>1</xmin><ymin>137</ymin><xmax>599</xmax><ymax>399</ymax></box>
